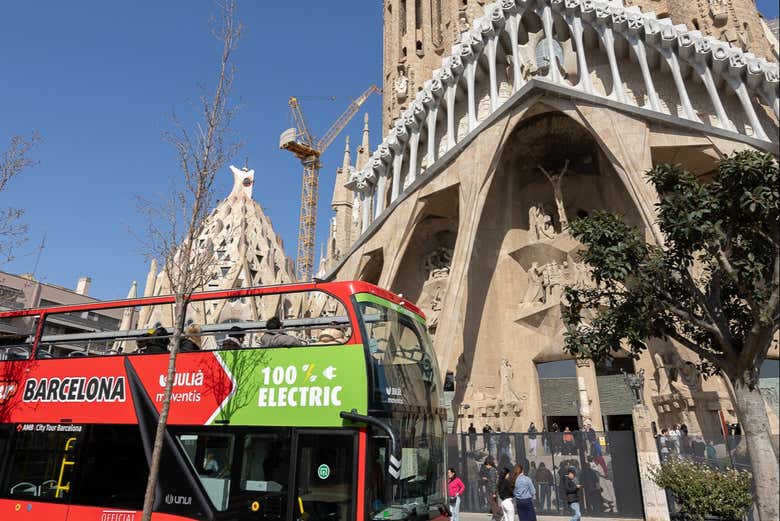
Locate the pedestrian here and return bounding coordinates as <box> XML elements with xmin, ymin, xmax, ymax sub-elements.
<box><xmin>468</xmin><ymin>422</ymin><xmax>478</xmax><ymax>453</ymax></box>
<box><xmin>562</xmin><ymin>426</ymin><xmax>575</xmax><ymax>455</ymax></box>
<box><xmin>705</xmin><ymin>440</ymin><xmax>718</xmax><ymax>463</ymax></box>
<box><xmin>512</xmin><ymin>463</ymin><xmax>537</xmax><ymax>521</ymax></box>
<box><xmin>498</xmin><ymin>467</ymin><xmax>515</xmax><ymax>521</ymax></box>
<box><xmin>563</xmin><ymin>468</ymin><xmax>583</xmax><ymax>521</ymax></box>
<box><xmin>668</xmin><ymin>424</ymin><xmax>681</xmax><ymax>453</ymax></box>
<box><xmin>480</xmin><ymin>456</ymin><xmax>500</xmax><ymax>518</ymax></box>
<box><xmin>551</xmin><ymin>423</ymin><xmax>561</xmax><ymax>454</ymax></box>
<box><xmin>535</xmin><ymin>462</ymin><xmax>553</xmax><ymax>511</ymax></box>
<box><xmin>528</xmin><ymin>422</ymin><xmax>538</xmax><ymax>458</ymax></box>
<box><xmin>448</xmin><ymin>467</ymin><xmax>466</xmax><ymax>521</ymax></box>
<box><xmin>657</xmin><ymin>428</ymin><xmax>670</xmax><ymax>461</ymax></box>
<box><xmin>483</xmin><ymin>424</ymin><xmax>493</xmax><ymax>452</ymax></box>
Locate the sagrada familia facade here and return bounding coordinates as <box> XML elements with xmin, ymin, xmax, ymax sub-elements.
<box><xmin>138</xmin><ymin>0</ymin><xmax>779</xmax><ymax>441</ymax></box>
<box><xmin>315</xmin><ymin>0</ymin><xmax>780</xmax><ymax>438</ymax></box>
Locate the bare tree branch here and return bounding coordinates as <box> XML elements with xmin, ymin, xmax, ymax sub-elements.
<box><xmin>0</xmin><ymin>131</ymin><xmax>41</xmax><ymax>264</ymax></box>
<box><xmin>138</xmin><ymin>2</ymin><xmax>242</xmax><ymax>520</ymax></box>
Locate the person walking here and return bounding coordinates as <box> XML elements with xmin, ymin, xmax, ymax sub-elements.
<box><xmin>528</xmin><ymin>422</ymin><xmax>538</xmax><ymax>458</ymax></box>
<box><xmin>512</xmin><ymin>464</ymin><xmax>537</xmax><ymax>521</ymax></box>
<box><xmin>468</xmin><ymin>423</ymin><xmax>478</xmax><ymax>453</ymax></box>
<box><xmin>562</xmin><ymin>468</ymin><xmax>583</xmax><ymax>521</ymax></box>
<box><xmin>480</xmin><ymin>456</ymin><xmax>500</xmax><ymax>518</ymax></box>
<box><xmin>498</xmin><ymin>467</ymin><xmax>515</xmax><ymax>521</ymax></box>
<box><xmin>448</xmin><ymin>468</ymin><xmax>466</xmax><ymax>521</ymax></box>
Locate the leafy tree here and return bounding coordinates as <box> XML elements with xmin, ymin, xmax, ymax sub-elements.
<box><xmin>563</xmin><ymin>151</ymin><xmax>779</xmax><ymax>521</ymax></box>
<box><xmin>650</xmin><ymin>457</ymin><xmax>753</xmax><ymax>521</ymax></box>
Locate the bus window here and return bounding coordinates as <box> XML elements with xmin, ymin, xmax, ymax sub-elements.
<box><xmin>295</xmin><ymin>432</ymin><xmax>355</xmax><ymax>521</ymax></box>
<box><xmin>366</xmin><ymin>415</ymin><xmax>446</xmax><ymax>518</ymax></box>
<box><xmin>3</xmin><ymin>426</ymin><xmax>83</xmax><ymax>502</ymax></box>
<box><xmin>356</xmin><ymin>294</ymin><xmax>442</xmax><ymax>409</ymax></box>
<box><xmin>175</xmin><ymin>432</ymin><xmax>234</xmax><ymax>511</ymax></box>
<box><xmin>240</xmin><ymin>434</ymin><xmax>291</xmax><ymax>492</ymax></box>
<box><xmin>72</xmin><ymin>425</ymin><xmax>147</xmax><ymax>510</ymax></box>
<box><xmin>0</xmin><ymin>317</ymin><xmax>37</xmax><ymax>360</ymax></box>
<box><xmin>189</xmin><ymin>290</ymin><xmax>352</xmax><ymax>350</ymax></box>
<box><xmin>38</xmin><ymin>302</ymin><xmax>175</xmax><ymax>358</ymax></box>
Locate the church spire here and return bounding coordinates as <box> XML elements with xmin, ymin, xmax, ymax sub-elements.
<box><xmin>355</xmin><ymin>113</ymin><xmax>371</xmax><ymax>170</ymax></box>
<box><xmin>341</xmin><ymin>135</ymin><xmax>352</xmax><ymax>173</ymax></box>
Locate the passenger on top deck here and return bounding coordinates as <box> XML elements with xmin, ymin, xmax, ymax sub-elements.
<box><xmin>313</xmin><ymin>327</ymin><xmax>345</xmax><ymax>345</ymax></box>
<box><xmin>221</xmin><ymin>326</ymin><xmax>245</xmax><ymax>349</ymax></box>
<box><xmin>180</xmin><ymin>324</ymin><xmax>202</xmax><ymax>352</ymax></box>
<box><xmin>259</xmin><ymin>316</ymin><xmax>300</xmax><ymax>347</ymax></box>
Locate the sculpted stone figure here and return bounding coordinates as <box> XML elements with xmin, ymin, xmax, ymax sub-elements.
<box><xmin>522</xmin><ymin>262</ymin><xmax>545</xmax><ymax>303</ymax></box>
<box><xmin>539</xmin><ymin>159</ymin><xmax>570</xmax><ymax>228</ymax></box>
<box><xmin>653</xmin><ymin>352</ymin><xmax>673</xmax><ymax>395</ymax></box>
<box><xmin>423</xmin><ymin>247</ymin><xmax>453</xmax><ymax>281</ymax></box>
<box><xmin>499</xmin><ymin>358</ymin><xmax>523</xmax><ymax>404</ymax></box>
<box><xmin>529</xmin><ymin>204</ymin><xmax>556</xmax><ymax>242</ymax></box>
<box><xmin>394</xmin><ymin>68</ymin><xmax>409</xmax><ymax>101</ymax></box>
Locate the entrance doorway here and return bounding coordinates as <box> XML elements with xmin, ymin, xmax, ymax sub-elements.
<box><xmin>605</xmin><ymin>414</ymin><xmax>634</xmax><ymax>431</ymax></box>
<box><xmin>545</xmin><ymin>415</ymin><xmax>578</xmax><ymax>431</ymax></box>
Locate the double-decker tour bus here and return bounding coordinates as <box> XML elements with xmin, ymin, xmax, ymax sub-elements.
<box><xmin>0</xmin><ymin>281</ymin><xmax>446</xmax><ymax>521</ymax></box>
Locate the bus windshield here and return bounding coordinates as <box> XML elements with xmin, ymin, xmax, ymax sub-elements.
<box><xmin>356</xmin><ymin>293</ymin><xmax>442</xmax><ymax>410</ymax></box>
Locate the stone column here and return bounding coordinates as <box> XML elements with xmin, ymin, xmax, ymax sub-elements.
<box><xmin>632</xmin><ymin>404</ymin><xmax>671</xmax><ymax>521</ymax></box>
<box><xmin>575</xmin><ymin>359</ymin><xmax>604</xmax><ymax>431</ymax></box>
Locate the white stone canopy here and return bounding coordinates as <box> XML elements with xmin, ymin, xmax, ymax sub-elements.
<box><xmin>344</xmin><ymin>0</ymin><xmax>779</xmax><ymax>238</ymax></box>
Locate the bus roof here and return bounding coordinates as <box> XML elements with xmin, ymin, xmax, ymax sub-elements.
<box><xmin>0</xmin><ymin>280</ymin><xmax>425</xmax><ymax>320</ymax></box>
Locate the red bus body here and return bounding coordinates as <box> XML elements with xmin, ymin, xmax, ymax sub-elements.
<box><xmin>0</xmin><ymin>281</ymin><xmax>447</xmax><ymax>521</ymax></box>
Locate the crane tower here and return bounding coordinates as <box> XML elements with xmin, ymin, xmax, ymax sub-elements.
<box><xmin>280</xmin><ymin>85</ymin><xmax>380</xmax><ymax>281</ymax></box>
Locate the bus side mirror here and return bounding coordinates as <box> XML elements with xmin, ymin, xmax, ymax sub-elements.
<box><xmin>339</xmin><ymin>410</ymin><xmax>402</xmax><ymax>481</ymax></box>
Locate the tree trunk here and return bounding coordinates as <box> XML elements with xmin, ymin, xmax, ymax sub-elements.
<box><xmin>731</xmin><ymin>377</ymin><xmax>779</xmax><ymax>521</ymax></box>
<box><xmin>141</xmin><ymin>299</ymin><xmax>186</xmax><ymax>521</ymax></box>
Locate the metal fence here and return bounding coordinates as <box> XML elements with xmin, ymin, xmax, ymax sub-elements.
<box><xmin>446</xmin><ymin>430</ymin><xmax>644</xmax><ymax>518</ymax></box>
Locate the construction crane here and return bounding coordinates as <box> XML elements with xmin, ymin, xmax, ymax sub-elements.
<box><xmin>280</xmin><ymin>84</ymin><xmax>381</xmax><ymax>281</ymax></box>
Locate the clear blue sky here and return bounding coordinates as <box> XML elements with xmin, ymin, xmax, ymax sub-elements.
<box><xmin>1</xmin><ymin>1</ymin><xmax>778</xmax><ymax>300</ymax></box>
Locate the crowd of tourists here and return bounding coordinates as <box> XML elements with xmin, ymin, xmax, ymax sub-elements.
<box><xmin>656</xmin><ymin>422</ymin><xmax>744</xmax><ymax>468</ymax></box>
<box><xmin>449</xmin><ymin>422</ymin><xmax>617</xmax><ymax>521</ymax></box>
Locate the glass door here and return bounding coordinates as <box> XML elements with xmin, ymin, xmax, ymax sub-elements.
<box><xmin>293</xmin><ymin>431</ymin><xmax>356</xmax><ymax>521</ymax></box>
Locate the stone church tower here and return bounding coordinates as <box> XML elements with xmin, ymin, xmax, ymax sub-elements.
<box><xmin>383</xmin><ymin>0</ymin><xmax>779</xmax><ymax>129</ymax></box>
<box><xmin>136</xmin><ymin>165</ymin><xmax>299</xmax><ymax>335</ymax></box>
<box><xmin>383</xmin><ymin>0</ymin><xmax>486</xmax><ymax>129</ymax></box>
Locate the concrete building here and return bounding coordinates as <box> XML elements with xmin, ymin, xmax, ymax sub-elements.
<box><xmin>322</xmin><ymin>0</ymin><xmax>779</xmax><ymax>441</ymax></box>
<box><xmin>0</xmin><ymin>272</ymin><xmax>125</xmax><ymax>358</ymax></box>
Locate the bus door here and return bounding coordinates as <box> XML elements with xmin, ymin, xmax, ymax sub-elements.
<box><xmin>293</xmin><ymin>431</ymin><xmax>356</xmax><ymax>521</ymax></box>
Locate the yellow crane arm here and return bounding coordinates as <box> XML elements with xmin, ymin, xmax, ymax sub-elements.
<box><xmin>316</xmin><ymin>84</ymin><xmax>380</xmax><ymax>153</ymax></box>
<box><xmin>289</xmin><ymin>97</ymin><xmax>315</xmax><ymax>149</ymax></box>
